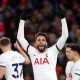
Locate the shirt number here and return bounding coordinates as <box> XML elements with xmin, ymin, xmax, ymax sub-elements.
<box><xmin>12</xmin><ymin>63</ymin><xmax>23</xmax><ymax>78</ymax></box>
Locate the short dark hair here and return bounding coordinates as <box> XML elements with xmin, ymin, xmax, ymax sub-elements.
<box><xmin>0</xmin><ymin>37</ymin><xmax>10</xmax><ymax>46</ymax></box>
<box><xmin>35</xmin><ymin>32</ymin><xmax>48</xmax><ymax>42</ymax></box>
<box><xmin>65</xmin><ymin>43</ymin><xmax>80</xmax><ymax>54</ymax></box>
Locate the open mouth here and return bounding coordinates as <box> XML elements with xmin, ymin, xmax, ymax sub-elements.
<box><xmin>39</xmin><ymin>45</ymin><xmax>44</xmax><ymax>49</ymax></box>
<box><xmin>39</xmin><ymin>45</ymin><xmax>44</xmax><ymax>47</ymax></box>
<box><xmin>40</xmin><ymin>45</ymin><xmax>44</xmax><ymax>46</ymax></box>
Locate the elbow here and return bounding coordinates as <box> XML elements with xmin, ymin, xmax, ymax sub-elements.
<box><xmin>17</xmin><ymin>34</ymin><xmax>20</xmax><ymax>42</ymax></box>
<box><xmin>17</xmin><ymin>34</ymin><xmax>21</xmax><ymax>41</ymax></box>
<box><xmin>17</xmin><ymin>36</ymin><xmax>23</xmax><ymax>44</ymax></box>
<box><xmin>17</xmin><ymin>37</ymin><xmax>21</xmax><ymax>45</ymax></box>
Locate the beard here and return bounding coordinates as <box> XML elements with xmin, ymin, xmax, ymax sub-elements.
<box><xmin>36</xmin><ymin>45</ymin><xmax>47</xmax><ymax>53</ymax></box>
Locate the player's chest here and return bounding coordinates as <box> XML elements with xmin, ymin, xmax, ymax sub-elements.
<box><xmin>32</xmin><ymin>53</ymin><xmax>50</xmax><ymax>65</ymax></box>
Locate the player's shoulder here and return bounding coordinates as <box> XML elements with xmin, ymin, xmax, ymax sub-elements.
<box><xmin>0</xmin><ymin>50</ymin><xmax>18</xmax><ymax>57</ymax></box>
<box><xmin>66</xmin><ymin>61</ymin><xmax>74</xmax><ymax>69</ymax></box>
<box><xmin>14</xmin><ymin>51</ymin><xmax>23</xmax><ymax>57</ymax></box>
<box><xmin>0</xmin><ymin>53</ymin><xmax>6</xmax><ymax>61</ymax></box>
<box><xmin>73</xmin><ymin>60</ymin><xmax>80</xmax><ymax>73</ymax></box>
<box><xmin>0</xmin><ymin>52</ymin><xmax>6</xmax><ymax>58</ymax></box>
<box><xmin>8</xmin><ymin>50</ymin><xmax>19</xmax><ymax>55</ymax></box>
<box><xmin>14</xmin><ymin>51</ymin><xmax>21</xmax><ymax>55</ymax></box>
<box><xmin>75</xmin><ymin>59</ymin><xmax>80</xmax><ymax>67</ymax></box>
<box><xmin>48</xmin><ymin>44</ymin><xmax>56</xmax><ymax>50</ymax></box>
<box><xmin>67</xmin><ymin>61</ymin><xmax>74</xmax><ymax>65</ymax></box>
<box><xmin>66</xmin><ymin>61</ymin><xmax>74</xmax><ymax>74</ymax></box>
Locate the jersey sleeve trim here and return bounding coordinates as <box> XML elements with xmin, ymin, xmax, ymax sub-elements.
<box><xmin>26</xmin><ymin>44</ymin><xmax>30</xmax><ymax>53</ymax></box>
<box><xmin>17</xmin><ymin>40</ymin><xmax>30</xmax><ymax>53</ymax></box>
<box><xmin>56</xmin><ymin>44</ymin><xmax>61</xmax><ymax>51</ymax></box>
<box><xmin>75</xmin><ymin>73</ymin><xmax>80</xmax><ymax>76</ymax></box>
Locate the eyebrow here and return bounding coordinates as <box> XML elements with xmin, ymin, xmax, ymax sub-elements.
<box><xmin>65</xmin><ymin>51</ymin><xmax>70</xmax><ymax>52</ymax></box>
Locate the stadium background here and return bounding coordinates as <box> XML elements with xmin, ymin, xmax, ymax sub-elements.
<box><xmin>0</xmin><ymin>0</ymin><xmax>80</xmax><ymax>80</ymax></box>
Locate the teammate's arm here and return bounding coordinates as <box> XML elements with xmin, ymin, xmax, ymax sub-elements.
<box><xmin>14</xmin><ymin>41</ymin><xmax>30</xmax><ymax>64</ymax></box>
<box><xmin>0</xmin><ymin>67</ymin><xmax>5</xmax><ymax>79</ymax></box>
<box><xmin>52</xmin><ymin>0</ymin><xmax>68</xmax><ymax>51</ymax></box>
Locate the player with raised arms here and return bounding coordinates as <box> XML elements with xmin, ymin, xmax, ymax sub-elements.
<box><xmin>17</xmin><ymin>0</ymin><xmax>68</xmax><ymax>80</ymax></box>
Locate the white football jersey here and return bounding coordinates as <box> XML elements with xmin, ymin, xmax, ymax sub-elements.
<box><xmin>27</xmin><ymin>45</ymin><xmax>59</xmax><ymax>80</ymax></box>
<box><xmin>66</xmin><ymin>60</ymin><xmax>80</xmax><ymax>80</ymax></box>
<box><xmin>0</xmin><ymin>50</ymin><xmax>25</xmax><ymax>80</ymax></box>
<box><xmin>17</xmin><ymin>18</ymin><xmax>68</xmax><ymax>80</ymax></box>
<box><xmin>66</xmin><ymin>61</ymin><xmax>74</xmax><ymax>80</ymax></box>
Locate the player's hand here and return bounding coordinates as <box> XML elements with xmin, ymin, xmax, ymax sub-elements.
<box><xmin>14</xmin><ymin>41</ymin><xmax>20</xmax><ymax>49</ymax></box>
<box><xmin>53</xmin><ymin>0</ymin><xmax>64</xmax><ymax>19</ymax></box>
<box><xmin>20</xmin><ymin>8</ymin><xmax>32</xmax><ymax>20</ymax></box>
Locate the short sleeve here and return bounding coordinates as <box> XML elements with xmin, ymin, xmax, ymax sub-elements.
<box><xmin>0</xmin><ymin>55</ymin><xmax>6</xmax><ymax>67</ymax></box>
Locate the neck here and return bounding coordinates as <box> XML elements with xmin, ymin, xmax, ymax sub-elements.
<box><xmin>73</xmin><ymin>55</ymin><xmax>80</xmax><ymax>62</ymax></box>
<box><xmin>38</xmin><ymin>49</ymin><xmax>47</xmax><ymax>53</ymax></box>
<box><xmin>2</xmin><ymin>48</ymin><xmax>12</xmax><ymax>53</ymax></box>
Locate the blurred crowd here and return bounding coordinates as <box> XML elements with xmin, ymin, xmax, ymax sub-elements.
<box><xmin>0</xmin><ymin>0</ymin><xmax>80</xmax><ymax>80</ymax></box>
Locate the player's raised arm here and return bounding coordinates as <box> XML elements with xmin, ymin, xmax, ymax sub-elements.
<box><xmin>17</xmin><ymin>9</ymin><xmax>31</xmax><ymax>51</ymax></box>
<box><xmin>56</xmin><ymin>18</ymin><xmax>68</xmax><ymax>51</ymax></box>
<box><xmin>52</xmin><ymin>0</ymin><xmax>68</xmax><ymax>51</ymax></box>
<box><xmin>14</xmin><ymin>41</ymin><xmax>30</xmax><ymax>64</ymax></box>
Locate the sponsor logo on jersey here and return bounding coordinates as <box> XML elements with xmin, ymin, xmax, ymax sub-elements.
<box><xmin>34</xmin><ymin>57</ymin><xmax>49</xmax><ymax>65</ymax></box>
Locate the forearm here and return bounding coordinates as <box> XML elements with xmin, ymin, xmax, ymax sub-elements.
<box><xmin>17</xmin><ymin>46</ymin><xmax>30</xmax><ymax>64</ymax></box>
<box><xmin>56</xmin><ymin>18</ymin><xmax>68</xmax><ymax>50</ymax></box>
<box><xmin>17</xmin><ymin>19</ymin><xmax>29</xmax><ymax>51</ymax></box>
<box><xmin>19</xmin><ymin>49</ymin><xmax>30</xmax><ymax>64</ymax></box>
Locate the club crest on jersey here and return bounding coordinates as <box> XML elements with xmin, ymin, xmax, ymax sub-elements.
<box><xmin>34</xmin><ymin>57</ymin><xmax>49</xmax><ymax>65</ymax></box>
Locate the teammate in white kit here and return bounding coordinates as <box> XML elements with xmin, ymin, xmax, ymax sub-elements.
<box><xmin>65</xmin><ymin>43</ymin><xmax>80</xmax><ymax>80</ymax></box>
<box><xmin>66</xmin><ymin>61</ymin><xmax>74</xmax><ymax>80</ymax></box>
<box><xmin>0</xmin><ymin>37</ymin><xmax>30</xmax><ymax>80</ymax></box>
<box><xmin>17</xmin><ymin>6</ymin><xmax>68</xmax><ymax>80</ymax></box>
